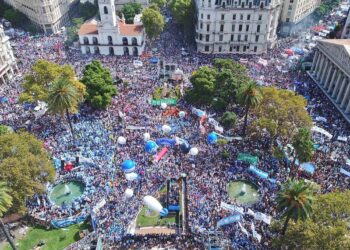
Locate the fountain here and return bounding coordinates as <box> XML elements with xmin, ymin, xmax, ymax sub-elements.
<box><xmin>228</xmin><ymin>180</ymin><xmax>260</xmax><ymax>206</ymax></box>
<box><xmin>64</xmin><ymin>184</ymin><xmax>71</xmax><ymax>195</ymax></box>
<box><xmin>49</xmin><ymin>181</ymin><xmax>85</xmax><ymax>206</ymax></box>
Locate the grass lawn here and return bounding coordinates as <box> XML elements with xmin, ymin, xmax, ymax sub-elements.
<box><xmin>136</xmin><ymin>207</ymin><xmax>175</xmax><ymax>228</ymax></box>
<box><xmin>4</xmin><ymin>222</ymin><xmax>89</xmax><ymax>250</ymax></box>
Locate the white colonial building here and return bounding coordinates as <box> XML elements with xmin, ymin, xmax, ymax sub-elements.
<box><xmin>308</xmin><ymin>39</ymin><xmax>350</xmax><ymax>123</ymax></box>
<box><xmin>0</xmin><ymin>25</ymin><xmax>16</xmax><ymax>84</ymax></box>
<box><xmin>78</xmin><ymin>0</ymin><xmax>145</xmax><ymax>56</ymax></box>
<box><xmin>194</xmin><ymin>0</ymin><xmax>282</xmax><ymax>54</ymax></box>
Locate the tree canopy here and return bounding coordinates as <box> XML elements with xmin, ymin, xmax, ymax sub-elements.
<box><xmin>78</xmin><ymin>1</ymin><xmax>98</xmax><ymax>20</ymax></box>
<box><xmin>292</xmin><ymin>128</ymin><xmax>314</xmax><ymax>163</ymax></box>
<box><xmin>81</xmin><ymin>60</ymin><xmax>117</xmax><ymax>109</ymax></box>
<box><xmin>150</xmin><ymin>0</ymin><xmax>167</xmax><ymax>8</ymax></box>
<box><xmin>122</xmin><ymin>2</ymin><xmax>142</xmax><ymax>24</ymax></box>
<box><xmin>141</xmin><ymin>7</ymin><xmax>165</xmax><ymax>41</ymax></box>
<box><xmin>169</xmin><ymin>0</ymin><xmax>194</xmax><ymax>26</ymax></box>
<box><xmin>251</xmin><ymin>87</ymin><xmax>312</xmax><ymax>144</ymax></box>
<box><xmin>0</xmin><ymin>132</ymin><xmax>55</xmax><ymax>214</ymax></box>
<box><xmin>65</xmin><ymin>18</ymin><xmax>85</xmax><ymax>46</ymax></box>
<box><xmin>20</xmin><ymin>60</ymin><xmax>86</xmax><ymax>104</ymax></box>
<box><xmin>219</xmin><ymin>112</ymin><xmax>237</xmax><ymax>130</ymax></box>
<box><xmin>273</xmin><ymin>190</ymin><xmax>350</xmax><ymax>249</ymax></box>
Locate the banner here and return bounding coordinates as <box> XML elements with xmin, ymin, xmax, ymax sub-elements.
<box><xmin>220</xmin><ymin>202</ymin><xmax>244</xmax><ymax>214</ymax></box>
<box><xmin>238</xmin><ymin>222</ymin><xmax>249</xmax><ymax>236</ymax></box>
<box><xmin>156</xmin><ymin>138</ymin><xmax>176</xmax><ymax>147</ymax></box>
<box><xmin>51</xmin><ymin>214</ymin><xmax>88</xmax><ymax>228</ymax></box>
<box><xmin>254</xmin><ymin>212</ymin><xmax>272</xmax><ymax>225</ymax></box>
<box><xmin>238</xmin><ymin>153</ymin><xmax>259</xmax><ymax>165</ymax></box>
<box><xmin>248</xmin><ymin>165</ymin><xmax>269</xmax><ymax>179</ymax></box>
<box><xmin>191</xmin><ymin>107</ymin><xmax>206</xmax><ymax>117</ymax></box>
<box><xmin>150</xmin><ymin>98</ymin><xmax>177</xmax><ymax>106</ymax></box>
<box><xmin>217</xmin><ymin>214</ymin><xmax>241</xmax><ymax>227</ymax></box>
<box><xmin>93</xmin><ymin>198</ymin><xmax>106</xmax><ymax>214</ymax></box>
<box><xmin>340</xmin><ymin>167</ymin><xmax>350</xmax><ymax>177</ymax></box>
<box><xmin>251</xmin><ymin>223</ymin><xmax>262</xmax><ymax>242</ymax></box>
<box><xmin>154</xmin><ymin>147</ymin><xmax>168</xmax><ymax>162</ymax></box>
<box><xmin>126</xmin><ymin>125</ymin><xmax>146</xmax><ymax>130</ymax></box>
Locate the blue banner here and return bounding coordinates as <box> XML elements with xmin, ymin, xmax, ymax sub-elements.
<box><xmin>248</xmin><ymin>165</ymin><xmax>269</xmax><ymax>179</ymax></box>
<box><xmin>217</xmin><ymin>214</ymin><xmax>241</xmax><ymax>227</ymax></box>
<box><xmin>156</xmin><ymin>138</ymin><xmax>176</xmax><ymax>147</ymax></box>
<box><xmin>51</xmin><ymin>214</ymin><xmax>88</xmax><ymax>228</ymax></box>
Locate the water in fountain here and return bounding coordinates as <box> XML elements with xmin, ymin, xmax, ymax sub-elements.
<box><xmin>64</xmin><ymin>184</ymin><xmax>71</xmax><ymax>195</ymax></box>
<box><xmin>239</xmin><ymin>183</ymin><xmax>247</xmax><ymax>196</ymax></box>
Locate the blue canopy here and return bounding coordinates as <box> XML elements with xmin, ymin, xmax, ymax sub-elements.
<box><xmin>149</xmin><ymin>57</ymin><xmax>159</xmax><ymax>64</ymax></box>
<box><xmin>121</xmin><ymin>160</ymin><xmax>136</xmax><ymax>172</ymax></box>
<box><xmin>145</xmin><ymin>140</ymin><xmax>158</xmax><ymax>154</ymax></box>
<box><xmin>207</xmin><ymin>132</ymin><xmax>218</xmax><ymax>144</ymax></box>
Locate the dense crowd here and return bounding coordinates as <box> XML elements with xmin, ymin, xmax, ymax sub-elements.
<box><xmin>1</xmin><ymin>4</ymin><xmax>350</xmax><ymax>249</ymax></box>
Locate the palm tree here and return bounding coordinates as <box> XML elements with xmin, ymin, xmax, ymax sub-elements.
<box><xmin>0</xmin><ymin>182</ymin><xmax>16</xmax><ymax>250</ymax></box>
<box><xmin>237</xmin><ymin>82</ymin><xmax>262</xmax><ymax>136</ymax></box>
<box><xmin>276</xmin><ymin>179</ymin><xmax>314</xmax><ymax>235</ymax></box>
<box><xmin>48</xmin><ymin>77</ymin><xmax>82</xmax><ymax>145</ymax></box>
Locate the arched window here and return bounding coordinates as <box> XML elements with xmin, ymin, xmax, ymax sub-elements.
<box><xmin>122</xmin><ymin>37</ymin><xmax>128</xmax><ymax>45</ymax></box>
<box><xmin>86</xmin><ymin>47</ymin><xmax>91</xmax><ymax>54</ymax></box>
<box><xmin>108</xmin><ymin>36</ymin><xmax>113</xmax><ymax>45</ymax></box>
<box><xmin>104</xmin><ymin>6</ymin><xmax>108</xmax><ymax>14</ymax></box>
<box><xmin>133</xmin><ymin>47</ymin><xmax>138</xmax><ymax>56</ymax></box>
<box><xmin>132</xmin><ymin>37</ymin><xmax>137</xmax><ymax>46</ymax></box>
<box><xmin>83</xmin><ymin>37</ymin><xmax>89</xmax><ymax>45</ymax></box>
<box><xmin>109</xmin><ymin>47</ymin><xmax>114</xmax><ymax>55</ymax></box>
<box><xmin>123</xmin><ymin>47</ymin><xmax>129</xmax><ymax>56</ymax></box>
<box><xmin>93</xmin><ymin>37</ymin><xmax>98</xmax><ymax>45</ymax></box>
<box><xmin>94</xmin><ymin>46</ymin><xmax>100</xmax><ymax>54</ymax></box>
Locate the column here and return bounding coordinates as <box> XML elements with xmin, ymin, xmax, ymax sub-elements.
<box><xmin>0</xmin><ymin>76</ymin><xmax>4</xmax><ymax>84</ymax></box>
<box><xmin>311</xmin><ymin>50</ymin><xmax>319</xmax><ymax>72</ymax></box>
<box><xmin>320</xmin><ymin>60</ymin><xmax>330</xmax><ymax>86</ymax></box>
<box><xmin>327</xmin><ymin>69</ymin><xmax>338</xmax><ymax>93</ymax></box>
<box><xmin>346</xmin><ymin>98</ymin><xmax>350</xmax><ymax>114</ymax></box>
<box><xmin>316</xmin><ymin>55</ymin><xmax>324</xmax><ymax>80</ymax></box>
<box><xmin>314</xmin><ymin>53</ymin><xmax>322</xmax><ymax>77</ymax></box>
<box><xmin>336</xmin><ymin>77</ymin><xmax>348</xmax><ymax>103</ymax></box>
<box><xmin>323</xmin><ymin>65</ymin><xmax>334</xmax><ymax>89</ymax></box>
<box><xmin>317</xmin><ymin>55</ymin><xmax>326</xmax><ymax>80</ymax></box>
<box><xmin>341</xmin><ymin>83</ymin><xmax>350</xmax><ymax>108</ymax></box>
<box><xmin>332</xmin><ymin>73</ymin><xmax>343</xmax><ymax>98</ymax></box>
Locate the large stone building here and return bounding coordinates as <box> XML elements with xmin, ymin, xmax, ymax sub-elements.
<box><xmin>78</xmin><ymin>0</ymin><xmax>145</xmax><ymax>56</ymax></box>
<box><xmin>0</xmin><ymin>25</ymin><xmax>16</xmax><ymax>84</ymax></box>
<box><xmin>279</xmin><ymin>0</ymin><xmax>321</xmax><ymax>36</ymax></box>
<box><xmin>4</xmin><ymin>0</ymin><xmax>79</xmax><ymax>34</ymax></box>
<box><xmin>80</xmin><ymin>0</ymin><xmax>148</xmax><ymax>9</ymax></box>
<box><xmin>308</xmin><ymin>39</ymin><xmax>350</xmax><ymax>123</ymax></box>
<box><xmin>342</xmin><ymin>9</ymin><xmax>350</xmax><ymax>39</ymax></box>
<box><xmin>194</xmin><ymin>0</ymin><xmax>282</xmax><ymax>54</ymax></box>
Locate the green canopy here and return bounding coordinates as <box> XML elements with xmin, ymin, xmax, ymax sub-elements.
<box><xmin>150</xmin><ymin>98</ymin><xmax>177</xmax><ymax>106</ymax></box>
<box><xmin>237</xmin><ymin>153</ymin><xmax>259</xmax><ymax>165</ymax></box>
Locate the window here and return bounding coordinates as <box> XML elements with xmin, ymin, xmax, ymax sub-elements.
<box><xmin>83</xmin><ymin>37</ymin><xmax>89</xmax><ymax>45</ymax></box>
<box><xmin>200</xmin><ymin>23</ymin><xmax>203</xmax><ymax>29</ymax></box>
<box><xmin>236</xmin><ymin>45</ymin><xmax>239</xmax><ymax>52</ymax></box>
<box><xmin>254</xmin><ymin>46</ymin><xmax>257</xmax><ymax>52</ymax></box>
<box><xmin>206</xmin><ymin>34</ymin><xmax>210</xmax><ymax>41</ymax></box>
<box><xmin>239</xmin><ymin>24</ymin><xmax>242</xmax><ymax>31</ymax></box>
<box><xmin>255</xmin><ymin>35</ymin><xmax>259</xmax><ymax>42</ymax></box>
<box><xmin>207</xmin><ymin>14</ymin><xmax>210</xmax><ymax>20</ymax></box>
<box><xmin>249</xmin><ymin>2</ymin><xmax>252</xmax><ymax>8</ymax></box>
<box><xmin>230</xmin><ymin>46</ymin><xmax>233</xmax><ymax>52</ymax></box>
<box><xmin>258</xmin><ymin>14</ymin><xmax>262</xmax><ymax>21</ymax></box>
<box><xmin>286</xmin><ymin>18</ymin><xmax>290</xmax><ymax>22</ymax></box>
<box><xmin>219</xmin><ymin>34</ymin><xmax>223</xmax><ymax>41</ymax></box>
<box><xmin>199</xmin><ymin>34</ymin><xmax>203</xmax><ymax>40</ymax></box>
<box><xmin>207</xmin><ymin>24</ymin><xmax>210</xmax><ymax>32</ymax></box>
<box><xmin>260</xmin><ymin>2</ymin><xmax>263</xmax><ymax>8</ymax></box>
<box><xmin>257</xmin><ymin>25</ymin><xmax>260</xmax><ymax>32</ymax></box>
<box><xmin>220</xmin><ymin>24</ymin><xmax>224</xmax><ymax>32</ymax></box>
<box><xmin>240</xmin><ymin>14</ymin><xmax>243</xmax><ymax>20</ymax></box>
<box><xmin>93</xmin><ymin>37</ymin><xmax>98</xmax><ymax>45</ymax></box>
<box><xmin>243</xmin><ymin>46</ymin><xmax>247</xmax><ymax>52</ymax></box>
<box><xmin>238</xmin><ymin>34</ymin><xmax>241</xmax><ymax>41</ymax></box>
<box><xmin>232</xmin><ymin>24</ymin><xmax>235</xmax><ymax>31</ymax></box>
<box><xmin>132</xmin><ymin>37</ymin><xmax>137</xmax><ymax>46</ymax></box>
<box><xmin>122</xmin><ymin>37</ymin><xmax>128</xmax><ymax>45</ymax></box>
<box><xmin>233</xmin><ymin>14</ymin><xmax>236</xmax><ymax>20</ymax></box>
<box><xmin>246</xmin><ymin>25</ymin><xmax>249</xmax><ymax>32</ymax></box>
<box><xmin>241</xmin><ymin>2</ymin><xmax>244</xmax><ymax>8</ymax></box>
<box><xmin>201</xmin><ymin>13</ymin><xmax>203</xmax><ymax>19</ymax></box>
<box><xmin>221</xmin><ymin>14</ymin><xmax>225</xmax><ymax>20</ymax></box>
<box><xmin>230</xmin><ymin>34</ymin><xmax>234</xmax><ymax>41</ymax></box>
<box><xmin>108</xmin><ymin>36</ymin><xmax>113</xmax><ymax>45</ymax></box>
<box><xmin>247</xmin><ymin>14</ymin><xmax>250</xmax><ymax>20</ymax></box>
<box><xmin>205</xmin><ymin>46</ymin><xmax>210</xmax><ymax>52</ymax></box>
<box><xmin>244</xmin><ymin>34</ymin><xmax>248</xmax><ymax>41</ymax></box>
<box><xmin>104</xmin><ymin>6</ymin><xmax>108</xmax><ymax>14</ymax></box>
<box><xmin>218</xmin><ymin>46</ymin><xmax>222</xmax><ymax>52</ymax></box>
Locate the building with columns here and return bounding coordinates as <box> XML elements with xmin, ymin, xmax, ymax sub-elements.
<box><xmin>0</xmin><ymin>25</ymin><xmax>16</xmax><ymax>84</ymax></box>
<box><xmin>194</xmin><ymin>0</ymin><xmax>282</xmax><ymax>54</ymax></box>
<box><xmin>78</xmin><ymin>0</ymin><xmax>145</xmax><ymax>56</ymax></box>
<box><xmin>342</xmin><ymin>9</ymin><xmax>350</xmax><ymax>39</ymax></box>
<box><xmin>308</xmin><ymin>39</ymin><xmax>350</xmax><ymax>123</ymax></box>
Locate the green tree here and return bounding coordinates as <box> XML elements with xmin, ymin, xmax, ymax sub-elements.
<box><xmin>0</xmin><ymin>182</ymin><xmax>16</xmax><ymax>250</ymax></box>
<box><xmin>0</xmin><ymin>125</ymin><xmax>11</xmax><ymax>135</ymax></box>
<box><xmin>0</xmin><ymin>132</ymin><xmax>55</xmax><ymax>214</ymax></box>
<box><xmin>252</xmin><ymin>87</ymin><xmax>312</xmax><ymax>145</ymax></box>
<box><xmin>150</xmin><ymin>0</ymin><xmax>167</xmax><ymax>8</ymax></box>
<box><xmin>141</xmin><ymin>8</ymin><xmax>165</xmax><ymax>41</ymax></box>
<box><xmin>81</xmin><ymin>60</ymin><xmax>117</xmax><ymax>109</ymax></box>
<box><xmin>185</xmin><ymin>66</ymin><xmax>216</xmax><ymax>105</ymax></box>
<box><xmin>48</xmin><ymin>77</ymin><xmax>83</xmax><ymax>144</ymax></box>
<box><xmin>273</xmin><ymin>190</ymin><xmax>350</xmax><ymax>249</ymax></box>
<box><xmin>122</xmin><ymin>2</ymin><xmax>142</xmax><ymax>24</ymax></box>
<box><xmin>3</xmin><ymin>9</ymin><xmax>25</xmax><ymax>27</ymax></box>
<box><xmin>169</xmin><ymin>0</ymin><xmax>194</xmax><ymax>28</ymax></box>
<box><xmin>20</xmin><ymin>60</ymin><xmax>86</xmax><ymax>103</ymax></box>
<box><xmin>276</xmin><ymin>179</ymin><xmax>314</xmax><ymax>235</ymax></box>
<box><xmin>219</xmin><ymin>112</ymin><xmax>237</xmax><ymax>130</ymax></box>
<box><xmin>65</xmin><ymin>18</ymin><xmax>84</xmax><ymax>45</ymax></box>
<box><xmin>292</xmin><ymin>128</ymin><xmax>314</xmax><ymax>164</ymax></box>
<box><xmin>78</xmin><ymin>1</ymin><xmax>98</xmax><ymax>20</ymax></box>
<box><xmin>237</xmin><ymin>82</ymin><xmax>262</xmax><ymax>136</ymax></box>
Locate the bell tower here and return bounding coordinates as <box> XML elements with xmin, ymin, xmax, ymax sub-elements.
<box><xmin>98</xmin><ymin>0</ymin><xmax>117</xmax><ymax>27</ymax></box>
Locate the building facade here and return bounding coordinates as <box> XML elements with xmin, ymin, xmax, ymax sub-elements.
<box><xmin>194</xmin><ymin>0</ymin><xmax>282</xmax><ymax>54</ymax></box>
<box><xmin>80</xmin><ymin>0</ymin><xmax>148</xmax><ymax>9</ymax></box>
<box><xmin>308</xmin><ymin>39</ymin><xmax>350</xmax><ymax>123</ymax></box>
<box><xmin>4</xmin><ymin>0</ymin><xmax>80</xmax><ymax>34</ymax></box>
<box><xmin>78</xmin><ymin>0</ymin><xmax>145</xmax><ymax>56</ymax></box>
<box><xmin>342</xmin><ymin>9</ymin><xmax>350</xmax><ymax>38</ymax></box>
<box><xmin>0</xmin><ymin>25</ymin><xmax>16</xmax><ymax>84</ymax></box>
<box><xmin>279</xmin><ymin>0</ymin><xmax>321</xmax><ymax>36</ymax></box>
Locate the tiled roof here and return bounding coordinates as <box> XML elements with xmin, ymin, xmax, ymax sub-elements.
<box><xmin>78</xmin><ymin>20</ymin><xmax>98</xmax><ymax>36</ymax></box>
<box><xmin>118</xmin><ymin>20</ymin><xmax>143</xmax><ymax>36</ymax></box>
